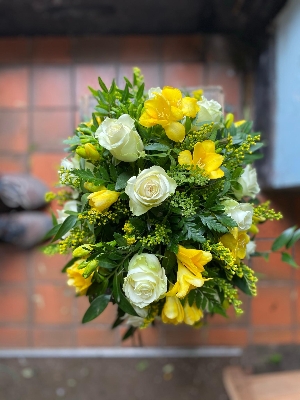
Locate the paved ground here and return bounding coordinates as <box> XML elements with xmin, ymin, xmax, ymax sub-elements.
<box><xmin>0</xmin><ymin>357</ymin><xmax>239</xmax><ymax>400</ymax></box>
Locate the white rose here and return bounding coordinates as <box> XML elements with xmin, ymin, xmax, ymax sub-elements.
<box><xmin>193</xmin><ymin>96</ymin><xmax>223</xmax><ymax>128</ymax></box>
<box><xmin>234</xmin><ymin>165</ymin><xmax>260</xmax><ymax>200</ymax></box>
<box><xmin>124</xmin><ymin>305</ymin><xmax>148</xmax><ymax>327</ymax></box>
<box><xmin>95</xmin><ymin>114</ymin><xmax>144</xmax><ymax>162</ymax></box>
<box><xmin>223</xmin><ymin>199</ymin><xmax>253</xmax><ymax>231</ymax></box>
<box><xmin>246</xmin><ymin>240</ymin><xmax>256</xmax><ymax>259</ymax></box>
<box><xmin>148</xmin><ymin>87</ymin><xmax>162</xmax><ymax>99</ymax></box>
<box><xmin>125</xmin><ymin>166</ymin><xmax>177</xmax><ymax>216</ymax></box>
<box><xmin>57</xmin><ymin>200</ymin><xmax>79</xmax><ymax>238</ymax></box>
<box><xmin>123</xmin><ymin>253</ymin><xmax>167</xmax><ymax>308</ymax></box>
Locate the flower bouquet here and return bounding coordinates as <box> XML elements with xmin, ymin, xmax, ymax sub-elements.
<box><xmin>44</xmin><ymin>68</ymin><xmax>299</xmax><ymax>339</ymax></box>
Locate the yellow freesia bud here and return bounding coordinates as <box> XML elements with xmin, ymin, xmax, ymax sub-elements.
<box><xmin>248</xmin><ymin>223</ymin><xmax>259</xmax><ymax>235</ymax></box>
<box><xmin>76</xmin><ymin>143</ymin><xmax>100</xmax><ymax>161</ymax></box>
<box><xmin>235</xmin><ymin>120</ymin><xmax>246</xmax><ymax>127</ymax></box>
<box><xmin>72</xmin><ymin>244</ymin><xmax>93</xmax><ymax>258</ymax></box>
<box><xmin>191</xmin><ymin>89</ymin><xmax>203</xmax><ymax>100</ymax></box>
<box><xmin>183</xmin><ymin>301</ymin><xmax>203</xmax><ymax>325</ymax></box>
<box><xmin>177</xmin><ymin>245</ymin><xmax>212</xmax><ymax>276</ymax></box>
<box><xmin>67</xmin><ymin>259</ymin><xmax>93</xmax><ymax>295</ymax></box>
<box><xmin>161</xmin><ymin>290</ymin><xmax>184</xmax><ymax>325</ymax></box>
<box><xmin>76</xmin><ymin>146</ymin><xmax>87</xmax><ymax>158</ymax></box>
<box><xmin>84</xmin><ymin>182</ymin><xmax>106</xmax><ymax>192</ymax></box>
<box><xmin>225</xmin><ymin>113</ymin><xmax>234</xmax><ymax>128</ymax></box>
<box><xmin>88</xmin><ymin>190</ymin><xmax>120</xmax><ymax>212</ymax></box>
<box><xmin>82</xmin><ymin>259</ymin><xmax>99</xmax><ymax>279</ymax></box>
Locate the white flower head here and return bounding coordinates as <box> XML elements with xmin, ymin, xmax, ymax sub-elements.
<box><xmin>125</xmin><ymin>166</ymin><xmax>177</xmax><ymax>216</ymax></box>
<box><xmin>95</xmin><ymin>114</ymin><xmax>144</xmax><ymax>162</ymax></box>
<box><xmin>223</xmin><ymin>199</ymin><xmax>253</xmax><ymax>231</ymax></box>
<box><xmin>246</xmin><ymin>240</ymin><xmax>256</xmax><ymax>259</ymax></box>
<box><xmin>193</xmin><ymin>96</ymin><xmax>223</xmax><ymax>128</ymax></box>
<box><xmin>124</xmin><ymin>305</ymin><xmax>148</xmax><ymax>327</ymax></box>
<box><xmin>148</xmin><ymin>87</ymin><xmax>162</xmax><ymax>99</ymax></box>
<box><xmin>234</xmin><ymin>165</ymin><xmax>260</xmax><ymax>200</ymax></box>
<box><xmin>123</xmin><ymin>253</ymin><xmax>167</xmax><ymax>308</ymax></box>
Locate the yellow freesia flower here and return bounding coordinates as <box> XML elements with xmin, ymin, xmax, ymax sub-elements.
<box><xmin>88</xmin><ymin>189</ymin><xmax>120</xmax><ymax>212</ymax></box>
<box><xmin>178</xmin><ymin>140</ymin><xmax>224</xmax><ymax>179</ymax></box>
<box><xmin>183</xmin><ymin>301</ymin><xmax>203</xmax><ymax>325</ymax></box>
<box><xmin>139</xmin><ymin>86</ymin><xmax>199</xmax><ymax>142</ymax></box>
<box><xmin>170</xmin><ymin>260</ymin><xmax>207</xmax><ymax>298</ymax></box>
<box><xmin>161</xmin><ymin>289</ymin><xmax>184</xmax><ymax>325</ymax></box>
<box><xmin>220</xmin><ymin>227</ymin><xmax>250</xmax><ymax>261</ymax></box>
<box><xmin>177</xmin><ymin>245</ymin><xmax>212</xmax><ymax>276</ymax></box>
<box><xmin>192</xmin><ymin>89</ymin><xmax>203</xmax><ymax>100</ymax></box>
<box><xmin>235</xmin><ymin>120</ymin><xmax>246</xmax><ymax>127</ymax></box>
<box><xmin>67</xmin><ymin>260</ymin><xmax>93</xmax><ymax>295</ymax></box>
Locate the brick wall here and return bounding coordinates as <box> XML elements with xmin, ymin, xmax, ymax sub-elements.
<box><xmin>0</xmin><ymin>35</ymin><xmax>299</xmax><ymax>348</ymax></box>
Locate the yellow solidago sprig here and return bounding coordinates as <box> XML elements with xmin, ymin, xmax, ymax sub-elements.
<box><xmin>253</xmin><ymin>201</ymin><xmax>283</xmax><ymax>223</ymax></box>
<box><xmin>139</xmin><ymin>86</ymin><xmax>199</xmax><ymax>142</ymax></box>
<box><xmin>178</xmin><ymin>140</ymin><xmax>224</xmax><ymax>179</ymax></box>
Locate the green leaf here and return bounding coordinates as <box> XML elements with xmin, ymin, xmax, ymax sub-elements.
<box><xmin>109</xmin><ymin>164</ymin><xmax>118</xmax><ymax>181</ymax></box>
<box><xmin>200</xmin><ymin>215</ymin><xmax>228</xmax><ymax>233</ymax></box>
<box><xmin>119</xmin><ymin>292</ymin><xmax>138</xmax><ymax>316</ymax></box>
<box><xmin>97</xmin><ymin>255</ymin><xmax>117</xmax><ymax>269</ymax></box>
<box><xmin>72</xmin><ymin>169</ymin><xmax>106</xmax><ymax>186</ymax></box>
<box><xmin>144</xmin><ymin>143</ymin><xmax>170</xmax><ymax>151</ymax></box>
<box><xmin>188</xmin><ymin>289</ymin><xmax>196</xmax><ymax>306</ymax></box>
<box><xmin>82</xmin><ymin>294</ymin><xmax>110</xmax><ymax>323</ymax></box>
<box><xmin>43</xmin><ymin>223</ymin><xmax>61</xmax><ymax>240</ymax></box>
<box><xmin>281</xmin><ymin>252</ymin><xmax>298</xmax><ymax>268</ymax></box>
<box><xmin>136</xmin><ymin>83</ymin><xmax>145</xmax><ymax>100</ymax></box>
<box><xmin>122</xmin><ymin>326</ymin><xmax>137</xmax><ymax>341</ymax></box>
<box><xmin>271</xmin><ymin>226</ymin><xmax>297</xmax><ymax>251</ymax></box>
<box><xmin>98</xmin><ymin>76</ymin><xmax>108</xmax><ymax>92</ymax></box>
<box><xmin>215</xmin><ymin>214</ymin><xmax>237</xmax><ymax>228</ymax></box>
<box><xmin>51</xmin><ymin>211</ymin><xmax>58</xmax><ymax>226</ymax></box>
<box><xmin>162</xmin><ymin>251</ymin><xmax>177</xmax><ymax>274</ymax></box>
<box><xmin>51</xmin><ymin>215</ymin><xmax>77</xmax><ymax>242</ymax></box>
<box><xmin>114</xmin><ymin>233</ymin><xmax>127</xmax><ymax>246</ymax></box>
<box><xmin>98</xmin><ymin>166</ymin><xmax>110</xmax><ymax>181</ymax></box>
<box><xmin>286</xmin><ymin>228</ymin><xmax>300</xmax><ymax>248</ymax></box>
<box><xmin>81</xmin><ymin>193</ymin><xmax>90</xmax><ymax>212</ymax></box>
<box><xmin>115</xmin><ymin>172</ymin><xmax>132</xmax><ymax>190</ymax></box>
<box><xmin>61</xmin><ymin>257</ymin><xmax>77</xmax><ymax>273</ymax></box>
<box><xmin>185</xmin><ymin>116</ymin><xmax>191</xmax><ymax>133</ymax></box>
<box><xmin>220</xmin><ymin>181</ymin><xmax>231</xmax><ymax>196</ymax></box>
<box><xmin>88</xmin><ymin>86</ymin><xmax>99</xmax><ymax>97</ymax></box>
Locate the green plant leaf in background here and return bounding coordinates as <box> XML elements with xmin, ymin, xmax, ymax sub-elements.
<box><xmin>281</xmin><ymin>252</ymin><xmax>298</xmax><ymax>268</ymax></box>
<box><xmin>271</xmin><ymin>226</ymin><xmax>296</xmax><ymax>251</ymax></box>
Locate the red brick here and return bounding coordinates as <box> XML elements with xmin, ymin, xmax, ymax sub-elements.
<box><xmin>71</xmin><ymin>36</ymin><xmax>120</xmax><ymax>63</ymax></box>
<box><xmin>251</xmin><ymin>286</ymin><xmax>293</xmax><ymax>326</ymax></box>
<box><xmin>162</xmin><ymin>35</ymin><xmax>204</xmax><ymax>62</ymax></box>
<box><xmin>252</xmin><ymin>329</ymin><xmax>294</xmax><ymax>344</ymax></box>
<box><xmin>0</xmin><ymin>111</ymin><xmax>28</xmax><ymax>153</ymax></box>
<box><xmin>32</xmin><ymin>328</ymin><xmax>74</xmax><ymax>347</ymax></box>
<box><xmin>118</xmin><ymin>64</ymin><xmax>161</xmax><ymax>89</ymax></box>
<box><xmin>1</xmin><ymin>246</ymin><xmax>28</xmax><ymax>282</ymax></box>
<box><xmin>30</xmin><ymin>152</ymin><xmax>64</xmax><ymax>187</ymax></box>
<box><xmin>32</xmin><ymin>250</ymin><xmax>70</xmax><ymax>282</ymax></box>
<box><xmin>206</xmin><ymin>64</ymin><xmax>241</xmax><ymax>116</ymax></box>
<box><xmin>205</xmin><ymin>328</ymin><xmax>248</xmax><ymax>346</ymax></box>
<box><xmin>163</xmin><ymin>63</ymin><xmax>204</xmax><ymax>88</ymax></box>
<box><xmin>256</xmin><ymin>218</ymin><xmax>291</xmax><ymax>240</ymax></box>
<box><xmin>161</xmin><ymin>324</ymin><xmax>204</xmax><ymax>346</ymax></box>
<box><xmin>0</xmin><ymin>328</ymin><xmax>29</xmax><ymax>348</ymax></box>
<box><xmin>76</xmin><ymin>298</ymin><xmax>117</xmax><ymax>326</ymax></box>
<box><xmin>120</xmin><ymin>36</ymin><xmax>159</xmax><ymax>62</ymax></box>
<box><xmin>32</xmin><ymin>110</ymin><xmax>73</xmax><ymax>151</ymax></box>
<box><xmin>33</xmin><ymin>284</ymin><xmax>74</xmax><ymax>324</ymax></box>
<box><xmin>0</xmin><ymin>286</ymin><xmax>28</xmax><ymax>323</ymax></box>
<box><xmin>75</xmin><ymin>65</ymin><xmax>117</xmax><ymax>106</ymax></box>
<box><xmin>76</xmin><ymin>327</ymin><xmax>119</xmax><ymax>346</ymax></box>
<box><xmin>0</xmin><ymin>155</ymin><xmax>27</xmax><ymax>173</ymax></box>
<box><xmin>0</xmin><ymin>67</ymin><xmax>29</xmax><ymax>108</ymax></box>
<box><xmin>32</xmin><ymin>67</ymin><xmax>72</xmax><ymax>108</ymax></box>
<box><xmin>251</xmin><ymin>239</ymin><xmax>293</xmax><ymax>280</ymax></box>
<box><xmin>121</xmin><ymin>325</ymin><xmax>160</xmax><ymax>347</ymax></box>
<box><xmin>32</xmin><ymin>37</ymin><xmax>71</xmax><ymax>63</ymax></box>
<box><xmin>0</xmin><ymin>38</ymin><xmax>30</xmax><ymax>64</ymax></box>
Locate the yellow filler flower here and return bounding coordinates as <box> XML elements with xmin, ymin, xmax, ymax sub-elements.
<box><xmin>67</xmin><ymin>260</ymin><xmax>93</xmax><ymax>296</ymax></box>
<box><xmin>88</xmin><ymin>189</ymin><xmax>120</xmax><ymax>212</ymax></box>
<box><xmin>220</xmin><ymin>227</ymin><xmax>250</xmax><ymax>262</ymax></box>
<box><xmin>139</xmin><ymin>86</ymin><xmax>199</xmax><ymax>142</ymax></box>
<box><xmin>178</xmin><ymin>140</ymin><xmax>224</xmax><ymax>179</ymax></box>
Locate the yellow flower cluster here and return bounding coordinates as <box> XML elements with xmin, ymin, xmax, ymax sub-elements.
<box><xmin>58</xmin><ymin>228</ymin><xmax>88</xmax><ymax>254</ymax></box>
<box><xmin>180</xmin><ymin>123</ymin><xmax>214</xmax><ymax>150</ymax></box>
<box><xmin>253</xmin><ymin>201</ymin><xmax>283</xmax><ymax>222</ymax></box>
<box><xmin>224</xmin><ymin>134</ymin><xmax>261</xmax><ymax>168</ymax></box>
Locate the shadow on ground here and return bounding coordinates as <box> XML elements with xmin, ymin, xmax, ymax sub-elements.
<box><xmin>0</xmin><ymin>357</ymin><xmax>240</xmax><ymax>400</ymax></box>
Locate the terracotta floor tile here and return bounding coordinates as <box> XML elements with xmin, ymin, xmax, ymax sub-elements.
<box><xmin>32</xmin><ymin>328</ymin><xmax>74</xmax><ymax>347</ymax></box>
<box><xmin>162</xmin><ymin>35</ymin><xmax>204</xmax><ymax>62</ymax></box>
<box><xmin>1</xmin><ymin>246</ymin><xmax>29</xmax><ymax>282</ymax></box>
<box><xmin>30</xmin><ymin>152</ymin><xmax>65</xmax><ymax>187</ymax></box>
<box><xmin>163</xmin><ymin>62</ymin><xmax>204</xmax><ymax>88</ymax></box>
<box><xmin>31</xmin><ymin>250</ymin><xmax>71</xmax><ymax>282</ymax></box>
<box><xmin>118</xmin><ymin>64</ymin><xmax>161</xmax><ymax>89</ymax></box>
<box><xmin>75</xmin><ymin>64</ymin><xmax>117</xmax><ymax>106</ymax></box>
<box><xmin>0</xmin><ymin>154</ymin><xmax>27</xmax><ymax>173</ymax></box>
<box><xmin>0</xmin><ymin>67</ymin><xmax>29</xmax><ymax>108</ymax></box>
<box><xmin>0</xmin><ymin>328</ymin><xmax>29</xmax><ymax>348</ymax></box>
<box><xmin>0</xmin><ymin>286</ymin><xmax>28</xmax><ymax>323</ymax></box>
<box><xmin>251</xmin><ymin>285</ymin><xmax>293</xmax><ymax>326</ymax></box>
<box><xmin>32</xmin><ymin>66</ymin><xmax>72</xmax><ymax>108</ymax></box>
<box><xmin>119</xmin><ymin>36</ymin><xmax>160</xmax><ymax>62</ymax></box>
<box><xmin>0</xmin><ymin>38</ymin><xmax>30</xmax><ymax>64</ymax></box>
<box><xmin>32</xmin><ymin>37</ymin><xmax>71</xmax><ymax>64</ymax></box>
<box><xmin>32</xmin><ymin>110</ymin><xmax>73</xmax><ymax>151</ymax></box>
<box><xmin>0</xmin><ymin>110</ymin><xmax>28</xmax><ymax>153</ymax></box>
<box><xmin>33</xmin><ymin>284</ymin><xmax>74</xmax><ymax>324</ymax></box>
<box><xmin>76</xmin><ymin>326</ymin><xmax>119</xmax><ymax>346</ymax></box>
